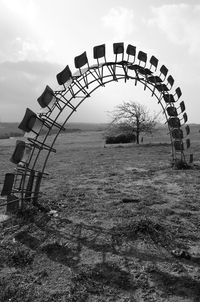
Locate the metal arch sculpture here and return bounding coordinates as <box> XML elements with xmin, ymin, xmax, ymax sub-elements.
<box><xmin>1</xmin><ymin>42</ymin><xmax>193</xmax><ymax>210</ymax></box>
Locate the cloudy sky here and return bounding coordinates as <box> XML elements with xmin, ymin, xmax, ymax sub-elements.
<box><xmin>0</xmin><ymin>0</ymin><xmax>199</xmax><ymax>123</ymax></box>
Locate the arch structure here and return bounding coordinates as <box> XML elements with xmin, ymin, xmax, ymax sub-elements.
<box><xmin>1</xmin><ymin>42</ymin><xmax>193</xmax><ymax>210</ymax></box>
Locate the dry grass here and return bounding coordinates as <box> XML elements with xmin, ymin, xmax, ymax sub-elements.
<box><xmin>1</xmin><ymin>125</ymin><xmax>200</xmax><ymax>301</ymax></box>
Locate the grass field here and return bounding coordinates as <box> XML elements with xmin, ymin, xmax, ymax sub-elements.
<box><xmin>0</xmin><ymin>123</ymin><xmax>200</xmax><ymax>301</ymax></box>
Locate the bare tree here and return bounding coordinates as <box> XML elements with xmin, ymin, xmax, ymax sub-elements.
<box><xmin>109</xmin><ymin>101</ymin><xmax>157</xmax><ymax>144</ymax></box>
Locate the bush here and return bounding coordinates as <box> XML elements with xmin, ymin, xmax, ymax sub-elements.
<box><xmin>105</xmin><ymin>133</ymin><xmax>136</xmax><ymax>144</ymax></box>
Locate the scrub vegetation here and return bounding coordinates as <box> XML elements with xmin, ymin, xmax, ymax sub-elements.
<box><xmin>0</xmin><ymin>123</ymin><xmax>200</xmax><ymax>301</ymax></box>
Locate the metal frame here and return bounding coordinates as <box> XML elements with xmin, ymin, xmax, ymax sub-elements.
<box><xmin>1</xmin><ymin>42</ymin><xmax>192</xmax><ymax>209</ymax></box>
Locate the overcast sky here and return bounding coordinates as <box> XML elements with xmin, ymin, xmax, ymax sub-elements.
<box><xmin>0</xmin><ymin>0</ymin><xmax>199</xmax><ymax>123</ymax></box>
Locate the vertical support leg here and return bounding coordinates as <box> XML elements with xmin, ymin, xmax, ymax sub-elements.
<box><xmin>32</xmin><ymin>172</ymin><xmax>43</xmax><ymax>206</ymax></box>
<box><xmin>25</xmin><ymin>170</ymin><xmax>35</xmax><ymax>201</ymax></box>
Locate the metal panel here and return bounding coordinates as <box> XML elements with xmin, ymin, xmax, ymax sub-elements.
<box><xmin>10</xmin><ymin>140</ymin><xmax>26</xmax><ymax>164</ymax></box>
<box><xmin>155</xmin><ymin>83</ymin><xmax>169</xmax><ymax>92</ymax></box>
<box><xmin>167</xmin><ymin>106</ymin><xmax>178</xmax><ymax>117</ymax></box>
<box><xmin>167</xmin><ymin>75</ymin><xmax>174</xmax><ymax>89</ymax></box>
<box><xmin>172</xmin><ymin>128</ymin><xmax>183</xmax><ymax>139</ymax></box>
<box><xmin>175</xmin><ymin>87</ymin><xmax>182</xmax><ymax>99</ymax></box>
<box><xmin>126</xmin><ymin>44</ymin><xmax>136</xmax><ymax>56</ymax></box>
<box><xmin>186</xmin><ymin>138</ymin><xmax>190</xmax><ymax>148</ymax></box>
<box><xmin>138</xmin><ymin>51</ymin><xmax>147</xmax><ymax>63</ymax></box>
<box><xmin>149</xmin><ymin>55</ymin><xmax>158</xmax><ymax>70</ymax></box>
<box><xmin>18</xmin><ymin>108</ymin><xmax>38</xmax><ymax>132</ymax></box>
<box><xmin>189</xmin><ymin>154</ymin><xmax>193</xmax><ymax>163</ymax></box>
<box><xmin>168</xmin><ymin>117</ymin><xmax>181</xmax><ymax>128</ymax></box>
<box><xmin>1</xmin><ymin>173</ymin><xmax>15</xmax><ymax>196</ymax></box>
<box><xmin>74</xmin><ymin>51</ymin><xmax>88</xmax><ymax>69</ymax></box>
<box><xmin>163</xmin><ymin>94</ymin><xmax>175</xmax><ymax>103</ymax></box>
<box><xmin>147</xmin><ymin>75</ymin><xmax>162</xmax><ymax>84</ymax></box>
<box><xmin>37</xmin><ymin>85</ymin><xmax>55</xmax><ymax>108</ymax></box>
<box><xmin>56</xmin><ymin>65</ymin><xmax>72</xmax><ymax>85</ymax></box>
<box><xmin>180</xmin><ymin>101</ymin><xmax>185</xmax><ymax>113</ymax></box>
<box><xmin>113</xmin><ymin>42</ymin><xmax>124</xmax><ymax>54</ymax></box>
<box><xmin>174</xmin><ymin>140</ymin><xmax>184</xmax><ymax>151</ymax></box>
<box><xmin>183</xmin><ymin>112</ymin><xmax>188</xmax><ymax>123</ymax></box>
<box><xmin>185</xmin><ymin>125</ymin><xmax>190</xmax><ymax>135</ymax></box>
<box><xmin>160</xmin><ymin>65</ymin><xmax>168</xmax><ymax>78</ymax></box>
<box><xmin>93</xmin><ymin>44</ymin><xmax>105</xmax><ymax>59</ymax></box>
<box><xmin>137</xmin><ymin>68</ymin><xmax>152</xmax><ymax>76</ymax></box>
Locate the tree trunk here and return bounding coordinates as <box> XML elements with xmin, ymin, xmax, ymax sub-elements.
<box><xmin>136</xmin><ymin>118</ymin><xmax>140</xmax><ymax>144</ymax></box>
<box><xmin>136</xmin><ymin>131</ymin><xmax>139</xmax><ymax>144</ymax></box>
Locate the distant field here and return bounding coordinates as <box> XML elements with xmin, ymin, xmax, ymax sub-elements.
<box><xmin>0</xmin><ymin>122</ymin><xmax>23</xmax><ymax>139</ymax></box>
<box><xmin>0</xmin><ymin>121</ymin><xmax>199</xmax><ymax>140</ymax></box>
<box><xmin>0</xmin><ymin>124</ymin><xmax>200</xmax><ymax>301</ymax></box>
<box><xmin>0</xmin><ymin>122</ymin><xmax>108</xmax><ymax>139</ymax></box>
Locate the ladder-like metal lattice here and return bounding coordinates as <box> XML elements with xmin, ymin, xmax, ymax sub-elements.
<box><xmin>0</xmin><ymin>42</ymin><xmax>192</xmax><ymax>211</ymax></box>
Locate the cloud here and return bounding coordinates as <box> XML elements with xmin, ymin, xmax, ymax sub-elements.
<box><xmin>0</xmin><ymin>0</ymin><xmax>53</xmax><ymax>62</ymax></box>
<box><xmin>14</xmin><ymin>37</ymin><xmax>53</xmax><ymax>61</ymax></box>
<box><xmin>0</xmin><ymin>60</ymin><xmax>61</xmax><ymax>121</ymax></box>
<box><xmin>148</xmin><ymin>4</ymin><xmax>200</xmax><ymax>56</ymax></box>
<box><xmin>102</xmin><ymin>7</ymin><xmax>135</xmax><ymax>40</ymax></box>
